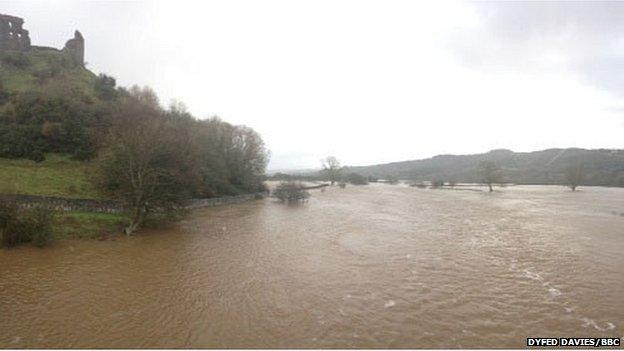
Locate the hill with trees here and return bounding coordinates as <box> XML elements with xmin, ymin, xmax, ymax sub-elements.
<box><xmin>344</xmin><ymin>148</ymin><xmax>624</xmax><ymax>187</ymax></box>
<box><xmin>0</xmin><ymin>47</ymin><xmax>269</xmax><ymax>238</ymax></box>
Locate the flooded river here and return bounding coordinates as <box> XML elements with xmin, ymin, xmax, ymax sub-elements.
<box><xmin>1</xmin><ymin>184</ymin><xmax>623</xmax><ymax>348</ymax></box>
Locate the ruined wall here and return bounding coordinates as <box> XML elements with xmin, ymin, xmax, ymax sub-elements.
<box><xmin>0</xmin><ymin>13</ymin><xmax>84</xmax><ymax>66</ymax></box>
<box><xmin>0</xmin><ymin>14</ymin><xmax>31</xmax><ymax>51</ymax></box>
<box><xmin>62</xmin><ymin>30</ymin><xmax>84</xmax><ymax>65</ymax></box>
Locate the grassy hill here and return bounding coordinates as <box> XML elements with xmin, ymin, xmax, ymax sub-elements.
<box><xmin>0</xmin><ymin>153</ymin><xmax>99</xmax><ymax>199</ymax></box>
<box><xmin>0</xmin><ymin>49</ymin><xmax>97</xmax><ymax>96</ymax></box>
<box><xmin>346</xmin><ymin>148</ymin><xmax>624</xmax><ymax>187</ymax></box>
<box><xmin>0</xmin><ymin>48</ymin><xmax>111</xmax><ymax>161</ymax></box>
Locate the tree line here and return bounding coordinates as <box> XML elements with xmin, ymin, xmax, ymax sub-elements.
<box><xmin>0</xmin><ymin>74</ymin><xmax>269</xmax><ymax>234</ymax></box>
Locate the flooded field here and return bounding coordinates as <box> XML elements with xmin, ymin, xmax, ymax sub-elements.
<box><xmin>1</xmin><ymin>184</ymin><xmax>623</xmax><ymax>348</ymax></box>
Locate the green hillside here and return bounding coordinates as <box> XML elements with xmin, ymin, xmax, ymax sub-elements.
<box><xmin>346</xmin><ymin>148</ymin><xmax>624</xmax><ymax>187</ymax></box>
<box><xmin>0</xmin><ymin>48</ymin><xmax>113</xmax><ymax>162</ymax></box>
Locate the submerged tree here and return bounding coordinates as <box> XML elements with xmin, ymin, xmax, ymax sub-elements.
<box><xmin>272</xmin><ymin>181</ymin><xmax>310</xmax><ymax>203</ymax></box>
<box><xmin>479</xmin><ymin>161</ymin><xmax>503</xmax><ymax>192</ymax></box>
<box><xmin>346</xmin><ymin>172</ymin><xmax>368</xmax><ymax>185</ymax></box>
<box><xmin>386</xmin><ymin>175</ymin><xmax>399</xmax><ymax>185</ymax></box>
<box><xmin>321</xmin><ymin>156</ymin><xmax>341</xmax><ymax>185</ymax></box>
<box><xmin>430</xmin><ymin>179</ymin><xmax>445</xmax><ymax>188</ymax></box>
<box><xmin>564</xmin><ymin>163</ymin><xmax>584</xmax><ymax>191</ymax></box>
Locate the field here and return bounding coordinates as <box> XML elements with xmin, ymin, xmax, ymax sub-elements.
<box><xmin>0</xmin><ymin>154</ymin><xmax>126</xmax><ymax>241</ymax></box>
<box><xmin>0</xmin><ymin>154</ymin><xmax>100</xmax><ymax>199</ymax></box>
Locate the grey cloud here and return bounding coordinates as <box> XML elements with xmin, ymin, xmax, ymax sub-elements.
<box><xmin>451</xmin><ymin>1</ymin><xmax>624</xmax><ymax>95</ymax></box>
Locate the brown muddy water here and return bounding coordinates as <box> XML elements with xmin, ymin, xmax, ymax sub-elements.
<box><xmin>1</xmin><ymin>184</ymin><xmax>623</xmax><ymax>348</ymax></box>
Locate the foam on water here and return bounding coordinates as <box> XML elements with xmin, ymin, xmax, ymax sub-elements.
<box><xmin>580</xmin><ymin>318</ymin><xmax>616</xmax><ymax>331</ymax></box>
<box><xmin>522</xmin><ymin>269</ymin><xmax>542</xmax><ymax>281</ymax></box>
<box><xmin>547</xmin><ymin>287</ymin><xmax>562</xmax><ymax>298</ymax></box>
<box><xmin>384</xmin><ymin>300</ymin><xmax>396</xmax><ymax>308</ymax></box>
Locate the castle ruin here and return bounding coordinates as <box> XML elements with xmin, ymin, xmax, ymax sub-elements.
<box><xmin>0</xmin><ymin>14</ymin><xmax>30</xmax><ymax>51</ymax></box>
<box><xmin>0</xmin><ymin>13</ymin><xmax>84</xmax><ymax>65</ymax></box>
<box><xmin>63</xmin><ymin>30</ymin><xmax>85</xmax><ymax>65</ymax></box>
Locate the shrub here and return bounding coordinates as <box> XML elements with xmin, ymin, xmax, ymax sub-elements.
<box><xmin>41</xmin><ymin>121</ymin><xmax>63</xmax><ymax>140</ymax></box>
<box><xmin>0</xmin><ymin>201</ymin><xmax>22</xmax><ymax>247</ymax></box>
<box><xmin>0</xmin><ymin>124</ymin><xmax>47</xmax><ymax>161</ymax></box>
<box><xmin>346</xmin><ymin>172</ymin><xmax>368</xmax><ymax>185</ymax></box>
<box><xmin>24</xmin><ymin>207</ymin><xmax>54</xmax><ymax>247</ymax></box>
<box><xmin>0</xmin><ymin>201</ymin><xmax>54</xmax><ymax>248</ymax></box>
<box><xmin>272</xmin><ymin>181</ymin><xmax>310</xmax><ymax>203</ymax></box>
<box><xmin>430</xmin><ymin>179</ymin><xmax>445</xmax><ymax>188</ymax></box>
<box><xmin>94</xmin><ymin>74</ymin><xmax>118</xmax><ymax>100</ymax></box>
<box><xmin>0</xmin><ymin>81</ymin><xmax>9</xmax><ymax>104</ymax></box>
<box><xmin>1</xmin><ymin>51</ymin><xmax>31</xmax><ymax>68</ymax></box>
<box><xmin>385</xmin><ymin>176</ymin><xmax>399</xmax><ymax>185</ymax></box>
<box><xmin>33</xmin><ymin>66</ymin><xmax>60</xmax><ymax>84</ymax></box>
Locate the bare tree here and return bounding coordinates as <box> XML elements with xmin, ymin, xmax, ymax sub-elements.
<box><xmin>386</xmin><ymin>175</ymin><xmax>399</xmax><ymax>185</ymax></box>
<box><xmin>321</xmin><ymin>156</ymin><xmax>341</xmax><ymax>185</ymax></box>
<box><xmin>94</xmin><ymin>92</ymin><xmax>199</xmax><ymax>235</ymax></box>
<box><xmin>272</xmin><ymin>181</ymin><xmax>310</xmax><ymax>203</ymax></box>
<box><xmin>564</xmin><ymin>163</ymin><xmax>584</xmax><ymax>191</ymax></box>
<box><xmin>479</xmin><ymin>161</ymin><xmax>503</xmax><ymax>192</ymax></box>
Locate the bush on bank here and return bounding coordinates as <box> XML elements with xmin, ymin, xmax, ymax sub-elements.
<box><xmin>0</xmin><ymin>201</ymin><xmax>54</xmax><ymax>248</ymax></box>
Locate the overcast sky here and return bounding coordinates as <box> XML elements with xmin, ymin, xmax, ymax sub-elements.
<box><xmin>3</xmin><ymin>0</ymin><xmax>624</xmax><ymax>170</ymax></box>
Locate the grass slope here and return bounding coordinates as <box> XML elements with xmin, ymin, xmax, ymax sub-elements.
<box><xmin>1</xmin><ymin>49</ymin><xmax>97</xmax><ymax>96</ymax></box>
<box><xmin>0</xmin><ymin>154</ymin><xmax>129</xmax><ymax>240</ymax></box>
<box><xmin>0</xmin><ymin>153</ymin><xmax>100</xmax><ymax>199</ymax></box>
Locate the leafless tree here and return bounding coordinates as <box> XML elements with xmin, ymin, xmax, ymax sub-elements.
<box><xmin>321</xmin><ymin>156</ymin><xmax>341</xmax><ymax>185</ymax></box>
<box><xmin>565</xmin><ymin>163</ymin><xmax>584</xmax><ymax>191</ymax></box>
<box><xmin>479</xmin><ymin>161</ymin><xmax>503</xmax><ymax>192</ymax></box>
<box><xmin>94</xmin><ymin>91</ymin><xmax>199</xmax><ymax>234</ymax></box>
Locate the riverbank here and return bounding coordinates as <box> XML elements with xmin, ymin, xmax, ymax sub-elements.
<box><xmin>0</xmin><ymin>154</ymin><xmax>270</xmax><ymax>245</ymax></box>
<box><xmin>1</xmin><ymin>193</ymin><xmax>268</xmax><ymax>245</ymax></box>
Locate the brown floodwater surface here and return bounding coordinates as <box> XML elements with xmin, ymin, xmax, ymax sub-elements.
<box><xmin>1</xmin><ymin>184</ymin><xmax>623</xmax><ymax>348</ymax></box>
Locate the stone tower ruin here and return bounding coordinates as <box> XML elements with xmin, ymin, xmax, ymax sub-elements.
<box><xmin>0</xmin><ymin>13</ymin><xmax>84</xmax><ymax>65</ymax></box>
<box><xmin>0</xmin><ymin>14</ymin><xmax>31</xmax><ymax>51</ymax></box>
<box><xmin>63</xmin><ymin>30</ymin><xmax>85</xmax><ymax>65</ymax></box>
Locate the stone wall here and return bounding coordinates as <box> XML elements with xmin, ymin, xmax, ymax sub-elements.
<box><xmin>0</xmin><ymin>194</ymin><xmax>123</xmax><ymax>213</ymax></box>
<box><xmin>0</xmin><ymin>192</ymin><xmax>268</xmax><ymax>214</ymax></box>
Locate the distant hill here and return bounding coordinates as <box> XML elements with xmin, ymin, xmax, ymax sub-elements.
<box><xmin>344</xmin><ymin>148</ymin><xmax>624</xmax><ymax>187</ymax></box>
